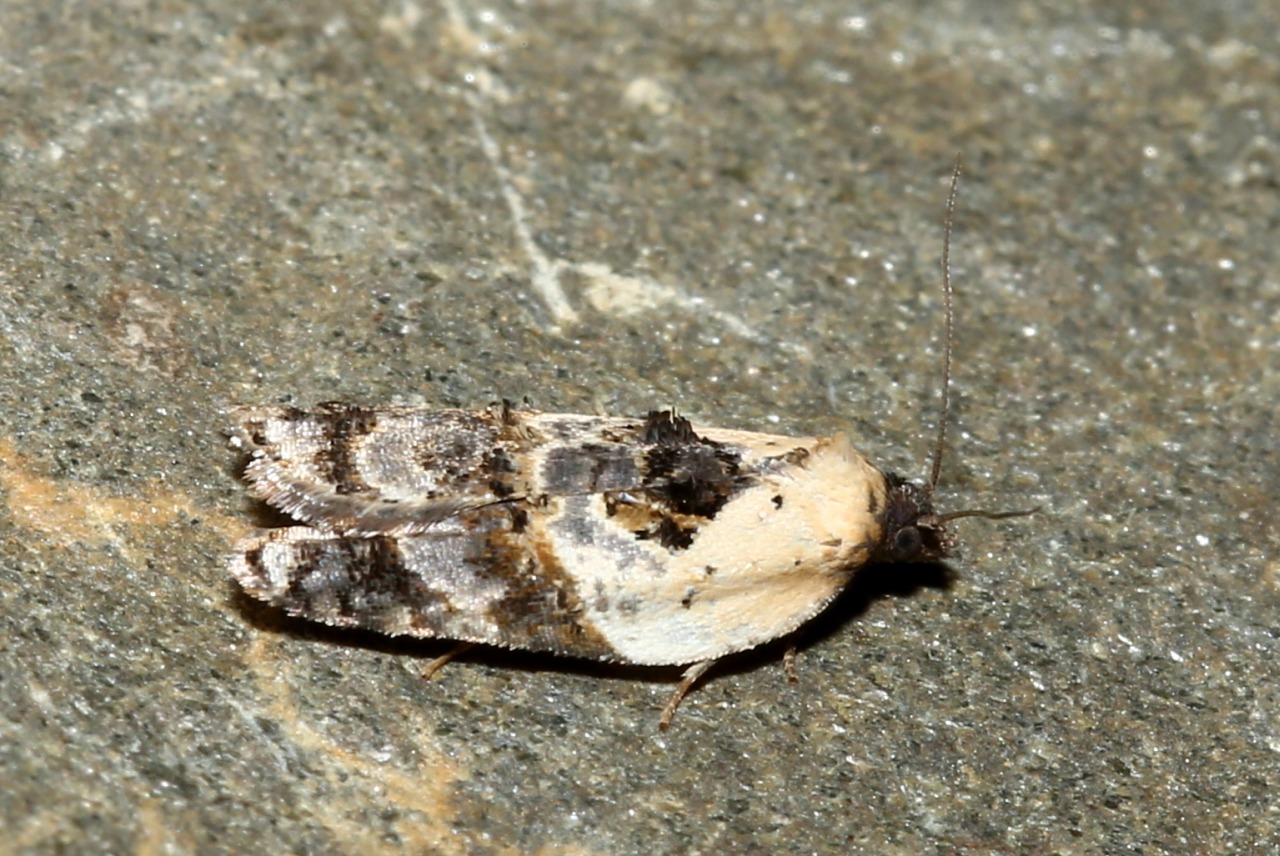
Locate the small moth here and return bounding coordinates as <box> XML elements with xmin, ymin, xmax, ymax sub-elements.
<box><xmin>227</xmin><ymin>163</ymin><xmax>1032</xmax><ymax>727</ymax></box>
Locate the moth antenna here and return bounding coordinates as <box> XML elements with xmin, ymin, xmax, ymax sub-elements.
<box><xmin>921</xmin><ymin>159</ymin><xmax>1040</xmax><ymax>528</ymax></box>
<box><xmin>926</xmin><ymin>156</ymin><xmax>962</xmax><ymax>499</ymax></box>
<box><xmin>931</xmin><ymin>506</ymin><xmax>1041</xmax><ymax>525</ymax></box>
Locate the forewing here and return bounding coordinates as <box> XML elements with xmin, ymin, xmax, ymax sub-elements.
<box><xmin>228</xmin><ymin>407</ymin><xmax>847</xmax><ymax>665</ymax></box>
<box><xmin>229</xmin><ymin>405</ymin><xmax>775</xmax><ymax>536</ymax></box>
<box><xmin>228</xmin><ymin>503</ymin><xmax>619</xmax><ymax>660</ymax></box>
<box><xmin>228</xmin><ymin>404</ymin><xmax>531</xmax><ymax>534</ymax></box>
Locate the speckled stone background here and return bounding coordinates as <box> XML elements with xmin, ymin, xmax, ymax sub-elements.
<box><xmin>2</xmin><ymin>1</ymin><xmax>1277</xmax><ymax>853</ymax></box>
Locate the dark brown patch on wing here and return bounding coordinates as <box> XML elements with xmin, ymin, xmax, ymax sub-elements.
<box><xmin>263</xmin><ymin>534</ymin><xmax>452</xmax><ymax>635</ymax></box>
<box><xmin>482</xmin><ymin>445</ymin><xmax>518</xmax><ymax>497</ymax></box>
<box><xmin>640</xmin><ymin>422</ymin><xmax>747</xmax><ymax>520</ymax></box>
<box><xmin>535</xmin><ymin>409</ymin><xmax>761</xmax><ymax>546</ymax></box>
<box><xmin>603</xmin><ymin>491</ymin><xmax>701</xmax><ymax>552</ymax></box>
<box><xmin>313</xmin><ymin>402</ymin><xmax>381</xmax><ymax>496</ymax></box>
<box><xmin>634</xmin><ymin>514</ymin><xmax>698</xmax><ymax>550</ymax></box>
<box><xmin>762</xmin><ymin>447</ymin><xmax>811</xmax><ymax>469</ymax></box>
<box><xmin>465</xmin><ymin>503</ymin><xmax>616</xmax><ymax>659</ymax></box>
<box><xmin>533</xmin><ymin>411</ymin><xmax>757</xmax><ymax>521</ymax></box>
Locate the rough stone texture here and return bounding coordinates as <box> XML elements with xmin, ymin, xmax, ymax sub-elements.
<box><xmin>2</xmin><ymin>1</ymin><xmax>1277</xmax><ymax>853</ymax></box>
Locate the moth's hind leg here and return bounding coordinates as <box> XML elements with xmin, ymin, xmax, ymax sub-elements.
<box><xmin>659</xmin><ymin>660</ymin><xmax>716</xmax><ymax>730</ymax></box>
<box><xmin>420</xmin><ymin>642</ymin><xmax>477</xmax><ymax>680</ymax></box>
<box><xmin>783</xmin><ymin>644</ymin><xmax>800</xmax><ymax>683</ymax></box>
<box><xmin>659</xmin><ymin>647</ymin><xmax>801</xmax><ymax>728</ymax></box>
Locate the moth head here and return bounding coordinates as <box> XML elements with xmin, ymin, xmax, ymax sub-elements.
<box><xmin>873</xmin><ymin>473</ymin><xmax>1036</xmax><ymax>565</ymax></box>
<box><xmin>874</xmin><ymin>474</ymin><xmax>950</xmax><ymax>563</ymax></box>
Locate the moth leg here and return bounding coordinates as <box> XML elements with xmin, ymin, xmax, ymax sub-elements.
<box><xmin>420</xmin><ymin>642</ymin><xmax>476</xmax><ymax>680</ymax></box>
<box><xmin>783</xmin><ymin>645</ymin><xmax>800</xmax><ymax>683</ymax></box>
<box><xmin>659</xmin><ymin>660</ymin><xmax>716</xmax><ymax>730</ymax></box>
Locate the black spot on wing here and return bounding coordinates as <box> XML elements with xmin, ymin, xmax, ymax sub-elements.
<box><xmin>601</xmin><ymin>490</ymin><xmax>699</xmax><ymax>552</ymax></box>
<box><xmin>642</xmin><ymin>437</ymin><xmax>747</xmax><ymax>520</ymax></box>
<box><xmin>633</xmin><ymin>513</ymin><xmax>698</xmax><ymax>550</ymax></box>
<box><xmin>483</xmin><ymin>445</ymin><xmax>517</xmax><ymax>497</ymax></box>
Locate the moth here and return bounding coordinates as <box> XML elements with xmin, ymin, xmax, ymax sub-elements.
<box><xmin>227</xmin><ymin>163</ymin><xmax>1033</xmax><ymax>727</ymax></box>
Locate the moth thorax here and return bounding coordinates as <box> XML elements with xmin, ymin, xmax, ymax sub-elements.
<box><xmin>873</xmin><ymin>474</ymin><xmax>955</xmax><ymax>564</ymax></box>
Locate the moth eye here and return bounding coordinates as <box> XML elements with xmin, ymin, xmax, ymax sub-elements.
<box><xmin>893</xmin><ymin>526</ymin><xmax>923</xmax><ymax>559</ymax></box>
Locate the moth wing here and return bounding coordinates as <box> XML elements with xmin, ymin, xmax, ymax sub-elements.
<box><xmin>541</xmin><ymin>433</ymin><xmax>887</xmax><ymax>664</ymax></box>
<box><xmin>228</xmin><ymin>422</ymin><xmax>884</xmax><ymax>666</ymax></box>
<box><xmin>228</xmin><ymin>406</ymin><xmax>781</xmax><ymax>536</ymax></box>
<box><xmin>529</xmin><ymin>411</ymin><xmax>814</xmax><ymax>523</ymax></box>
<box><xmin>228</xmin><ymin>505</ymin><xmax>618</xmax><ymax>661</ymax></box>
<box><xmin>228</xmin><ymin>404</ymin><xmax>528</xmax><ymax>535</ymax></box>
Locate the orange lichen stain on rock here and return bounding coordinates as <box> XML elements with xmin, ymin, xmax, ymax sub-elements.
<box><xmin>1262</xmin><ymin>561</ymin><xmax>1280</xmax><ymax>592</ymax></box>
<box><xmin>243</xmin><ymin>634</ymin><xmax>469</xmax><ymax>854</ymax></box>
<box><xmin>135</xmin><ymin>799</ymin><xmax>196</xmax><ymax>856</ymax></box>
<box><xmin>0</xmin><ymin>437</ymin><xmax>240</xmax><ymax>554</ymax></box>
<box><xmin>101</xmin><ymin>285</ymin><xmax>192</xmax><ymax>377</ymax></box>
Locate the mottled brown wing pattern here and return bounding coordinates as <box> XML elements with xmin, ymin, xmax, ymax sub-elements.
<box><xmin>228</xmin><ymin>406</ymin><xmax>783</xmax><ymax>659</ymax></box>
<box><xmin>229</xmin><ymin>405</ymin><xmax>759</xmax><ymax>538</ymax></box>
<box><xmin>229</xmin><ymin>403</ymin><xmax>528</xmax><ymax>535</ymax></box>
<box><xmin>229</xmin><ymin>502</ymin><xmax>618</xmax><ymax>659</ymax></box>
